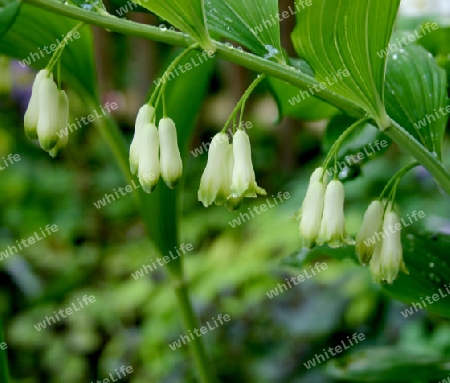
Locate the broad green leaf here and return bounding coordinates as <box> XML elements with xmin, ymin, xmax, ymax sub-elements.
<box><xmin>284</xmin><ymin>231</ymin><xmax>450</xmax><ymax>317</ymax></box>
<box><xmin>326</xmin><ymin>347</ymin><xmax>450</xmax><ymax>382</ymax></box>
<box><xmin>0</xmin><ymin>3</ymin><xmax>97</xmax><ymax>98</ymax></box>
<box><xmin>291</xmin><ymin>0</ymin><xmax>401</xmax><ymax>128</ymax></box>
<box><xmin>268</xmin><ymin>58</ymin><xmax>338</xmax><ymax>120</ymax></box>
<box><xmin>0</xmin><ymin>0</ymin><xmax>20</xmax><ymax>38</ymax></box>
<box><xmin>385</xmin><ymin>40</ymin><xmax>448</xmax><ymax>159</ymax></box>
<box><xmin>132</xmin><ymin>0</ymin><xmax>216</xmax><ymax>53</ymax></box>
<box><xmin>205</xmin><ymin>0</ymin><xmax>284</xmax><ymax>63</ymax></box>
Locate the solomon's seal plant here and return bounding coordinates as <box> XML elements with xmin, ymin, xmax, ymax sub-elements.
<box><xmin>1</xmin><ymin>0</ymin><xmax>450</xmax><ymax>381</ymax></box>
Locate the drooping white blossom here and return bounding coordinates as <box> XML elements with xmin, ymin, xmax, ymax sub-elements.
<box><xmin>379</xmin><ymin>210</ymin><xmax>407</xmax><ymax>284</ymax></box>
<box><xmin>298</xmin><ymin>167</ymin><xmax>327</xmax><ymax>248</ymax></box>
<box><xmin>158</xmin><ymin>117</ymin><xmax>183</xmax><ymax>188</ymax></box>
<box><xmin>198</xmin><ymin>133</ymin><xmax>231</xmax><ymax>207</ymax></box>
<box><xmin>130</xmin><ymin>104</ymin><xmax>155</xmax><ymax>175</ymax></box>
<box><xmin>229</xmin><ymin>130</ymin><xmax>266</xmax><ymax>198</ymax></box>
<box><xmin>138</xmin><ymin>123</ymin><xmax>160</xmax><ymax>193</ymax></box>
<box><xmin>355</xmin><ymin>200</ymin><xmax>384</xmax><ymax>265</ymax></box>
<box><xmin>24</xmin><ymin>69</ymin><xmax>52</xmax><ymax>140</ymax></box>
<box><xmin>317</xmin><ymin>180</ymin><xmax>353</xmax><ymax>248</ymax></box>
<box><xmin>36</xmin><ymin>76</ymin><xmax>59</xmax><ymax>151</ymax></box>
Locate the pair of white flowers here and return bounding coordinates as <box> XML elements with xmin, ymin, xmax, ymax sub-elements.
<box><xmin>24</xmin><ymin>69</ymin><xmax>69</xmax><ymax>157</ymax></box>
<box><xmin>299</xmin><ymin>167</ymin><xmax>353</xmax><ymax>249</ymax></box>
<box><xmin>198</xmin><ymin>130</ymin><xmax>266</xmax><ymax>210</ymax></box>
<box><xmin>129</xmin><ymin>104</ymin><xmax>183</xmax><ymax>193</ymax></box>
<box><xmin>356</xmin><ymin>201</ymin><xmax>407</xmax><ymax>284</ymax></box>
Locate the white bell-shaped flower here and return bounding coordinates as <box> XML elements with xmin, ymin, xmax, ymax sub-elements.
<box><xmin>298</xmin><ymin>168</ymin><xmax>327</xmax><ymax>248</ymax></box>
<box><xmin>317</xmin><ymin>180</ymin><xmax>353</xmax><ymax>248</ymax></box>
<box><xmin>37</xmin><ymin>76</ymin><xmax>59</xmax><ymax>151</ymax></box>
<box><xmin>24</xmin><ymin>69</ymin><xmax>51</xmax><ymax>140</ymax></box>
<box><xmin>379</xmin><ymin>210</ymin><xmax>407</xmax><ymax>284</ymax></box>
<box><xmin>230</xmin><ymin>130</ymin><xmax>266</xmax><ymax>198</ymax></box>
<box><xmin>355</xmin><ymin>200</ymin><xmax>384</xmax><ymax>265</ymax></box>
<box><xmin>138</xmin><ymin>123</ymin><xmax>160</xmax><ymax>193</ymax></box>
<box><xmin>198</xmin><ymin>133</ymin><xmax>231</xmax><ymax>207</ymax></box>
<box><xmin>49</xmin><ymin>90</ymin><xmax>69</xmax><ymax>158</ymax></box>
<box><xmin>130</xmin><ymin>104</ymin><xmax>155</xmax><ymax>175</ymax></box>
<box><xmin>159</xmin><ymin>117</ymin><xmax>183</xmax><ymax>188</ymax></box>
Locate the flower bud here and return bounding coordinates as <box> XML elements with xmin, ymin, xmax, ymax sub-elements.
<box><xmin>138</xmin><ymin>123</ymin><xmax>160</xmax><ymax>193</ymax></box>
<box><xmin>230</xmin><ymin>130</ymin><xmax>266</xmax><ymax>198</ymax></box>
<box><xmin>198</xmin><ymin>133</ymin><xmax>230</xmax><ymax>207</ymax></box>
<box><xmin>37</xmin><ymin>76</ymin><xmax>59</xmax><ymax>151</ymax></box>
<box><xmin>379</xmin><ymin>210</ymin><xmax>406</xmax><ymax>284</ymax></box>
<box><xmin>24</xmin><ymin>69</ymin><xmax>51</xmax><ymax>140</ymax></box>
<box><xmin>49</xmin><ymin>90</ymin><xmax>69</xmax><ymax>158</ymax></box>
<box><xmin>158</xmin><ymin>117</ymin><xmax>183</xmax><ymax>188</ymax></box>
<box><xmin>317</xmin><ymin>180</ymin><xmax>353</xmax><ymax>248</ymax></box>
<box><xmin>130</xmin><ymin>104</ymin><xmax>155</xmax><ymax>175</ymax></box>
<box><xmin>355</xmin><ymin>201</ymin><xmax>384</xmax><ymax>265</ymax></box>
<box><xmin>298</xmin><ymin>168</ymin><xmax>328</xmax><ymax>248</ymax></box>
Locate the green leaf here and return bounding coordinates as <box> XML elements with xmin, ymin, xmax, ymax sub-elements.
<box><xmin>0</xmin><ymin>4</ymin><xmax>97</xmax><ymax>98</ymax></box>
<box><xmin>205</xmin><ymin>0</ymin><xmax>284</xmax><ymax>62</ymax></box>
<box><xmin>326</xmin><ymin>347</ymin><xmax>450</xmax><ymax>382</ymax></box>
<box><xmin>0</xmin><ymin>0</ymin><xmax>20</xmax><ymax>39</ymax></box>
<box><xmin>132</xmin><ymin>0</ymin><xmax>216</xmax><ymax>53</ymax></box>
<box><xmin>268</xmin><ymin>58</ymin><xmax>338</xmax><ymax>120</ymax></box>
<box><xmin>291</xmin><ymin>0</ymin><xmax>401</xmax><ymax>128</ymax></box>
<box><xmin>385</xmin><ymin>40</ymin><xmax>448</xmax><ymax>159</ymax></box>
<box><xmin>284</xmin><ymin>231</ymin><xmax>450</xmax><ymax>317</ymax></box>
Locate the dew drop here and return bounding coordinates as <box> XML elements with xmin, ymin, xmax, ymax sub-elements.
<box><xmin>225</xmin><ymin>42</ymin><xmax>234</xmax><ymax>49</ymax></box>
<box><xmin>264</xmin><ymin>45</ymin><xmax>279</xmax><ymax>59</ymax></box>
<box><xmin>429</xmin><ymin>262</ymin><xmax>435</xmax><ymax>268</ymax></box>
<box><xmin>392</xmin><ymin>53</ymin><xmax>398</xmax><ymax>60</ymax></box>
<box><xmin>159</xmin><ymin>24</ymin><xmax>167</xmax><ymax>32</ymax></box>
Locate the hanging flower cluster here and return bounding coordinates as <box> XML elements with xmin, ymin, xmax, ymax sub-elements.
<box><xmin>130</xmin><ymin>104</ymin><xmax>183</xmax><ymax>193</ymax></box>
<box><xmin>198</xmin><ymin>130</ymin><xmax>266</xmax><ymax>210</ymax></box>
<box><xmin>356</xmin><ymin>202</ymin><xmax>407</xmax><ymax>284</ymax></box>
<box><xmin>24</xmin><ymin>69</ymin><xmax>69</xmax><ymax>157</ymax></box>
<box><xmin>298</xmin><ymin>167</ymin><xmax>353</xmax><ymax>249</ymax></box>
